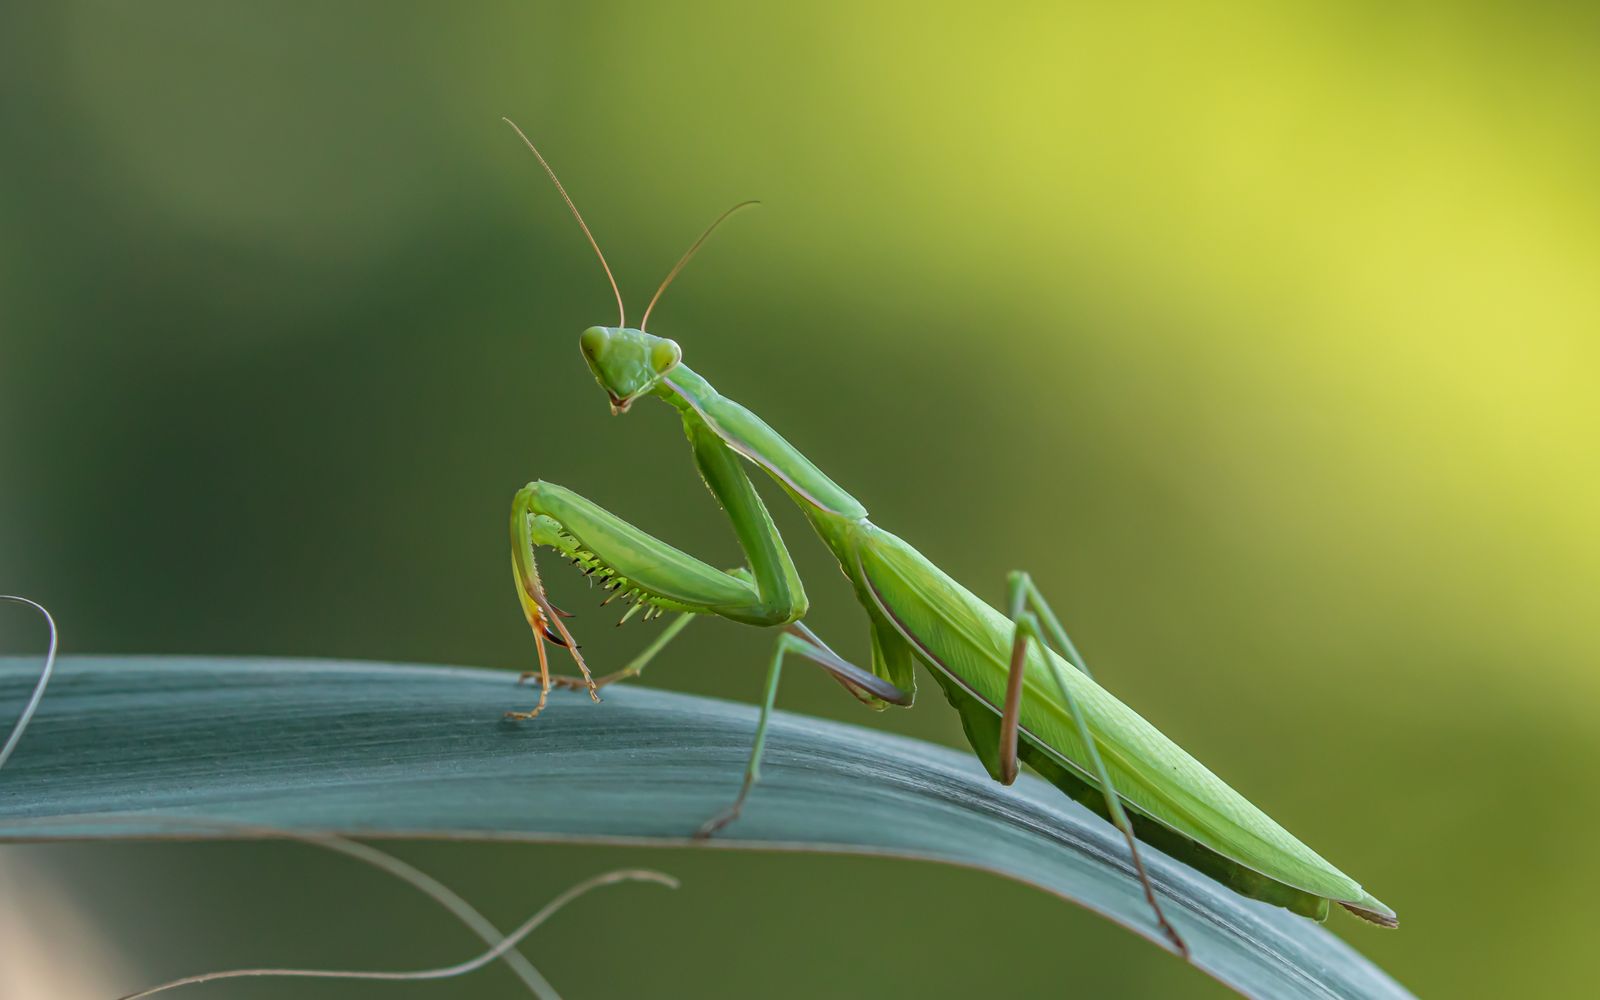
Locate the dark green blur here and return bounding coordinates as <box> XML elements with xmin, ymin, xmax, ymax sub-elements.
<box><xmin>3</xmin><ymin>2</ymin><xmax>1597</xmax><ymax>997</ymax></box>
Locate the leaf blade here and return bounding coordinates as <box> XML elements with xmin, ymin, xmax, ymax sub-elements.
<box><xmin>0</xmin><ymin>656</ymin><xmax>1410</xmax><ymax>1000</ymax></box>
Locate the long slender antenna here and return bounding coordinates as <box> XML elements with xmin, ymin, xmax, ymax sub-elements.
<box><xmin>639</xmin><ymin>200</ymin><xmax>760</xmax><ymax>332</ymax></box>
<box><xmin>502</xmin><ymin>118</ymin><xmax>626</xmax><ymax>328</ymax></box>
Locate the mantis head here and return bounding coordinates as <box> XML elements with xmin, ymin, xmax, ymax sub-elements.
<box><xmin>579</xmin><ymin>326</ymin><xmax>682</xmax><ymax>414</ymax></box>
<box><xmin>503</xmin><ymin>119</ymin><xmax>758</xmax><ymax>414</ymax></box>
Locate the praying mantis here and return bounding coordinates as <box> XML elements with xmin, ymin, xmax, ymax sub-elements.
<box><xmin>499</xmin><ymin>121</ymin><xmax>1396</xmax><ymax>957</ymax></box>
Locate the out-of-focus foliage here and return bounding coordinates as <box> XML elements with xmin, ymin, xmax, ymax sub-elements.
<box><xmin>1</xmin><ymin>2</ymin><xmax>1596</xmax><ymax>997</ymax></box>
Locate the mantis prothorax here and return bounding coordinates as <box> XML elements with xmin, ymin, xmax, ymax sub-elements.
<box><xmin>500</xmin><ymin>120</ymin><xmax>1395</xmax><ymax>957</ymax></box>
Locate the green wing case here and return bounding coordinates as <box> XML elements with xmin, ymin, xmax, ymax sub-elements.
<box><xmin>850</xmin><ymin>521</ymin><xmax>1393</xmax><ymax>923</ymax></box>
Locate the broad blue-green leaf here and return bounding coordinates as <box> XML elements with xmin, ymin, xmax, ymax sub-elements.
<box><xmin>0</xmin><ymin>657</ymin><xmax>1411</xmax><ymax>1000</ymax></box>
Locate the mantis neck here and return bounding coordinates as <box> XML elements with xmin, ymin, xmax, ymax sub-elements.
<box><xmin>655</xmin><ymin>365</ymin><xmax>869</xmax><ymax>523</ymax></box>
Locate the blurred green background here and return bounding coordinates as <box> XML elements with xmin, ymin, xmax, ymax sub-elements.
<box><xmin>3</xmin><ymin>1</ymin><xmax>1598</xmax><ymax>997</ymax></box>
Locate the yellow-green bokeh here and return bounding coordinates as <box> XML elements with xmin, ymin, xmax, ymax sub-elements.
<box><xmin>3</xmin><ymin>2</ymin><xmax>1597</xmax><ymax>996</ymax></box>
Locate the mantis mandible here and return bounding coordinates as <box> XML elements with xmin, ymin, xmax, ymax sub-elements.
<box><xmin>499</xmin><ymin>120</ymin><xmax>1395</xmax><ymax>956</ymax></box>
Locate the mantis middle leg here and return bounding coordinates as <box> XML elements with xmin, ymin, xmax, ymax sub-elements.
<box><xmin>696</xmin><ymin>622</ymin><xmax>908</xmax><ymax>838</ymax></box>
<box><xmin>540</xmin><ymin>612</ymin><xmax>696</xmax><ymax>693</ymax></box>
<box><xmin>997</xmin><ymin>570</ymin><xmax>1190</xmax><ymax>958</ymax></box>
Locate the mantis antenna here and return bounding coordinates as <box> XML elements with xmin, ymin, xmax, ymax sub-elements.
<box><xmin>640</xmin><ymin>200</ymin><xmax>761</xmax><ymax>332</ymax></box>
<box><xmin>502</xmin><ymin>117</ymin><xmax>627</xmax><ymax>329</ymax></box>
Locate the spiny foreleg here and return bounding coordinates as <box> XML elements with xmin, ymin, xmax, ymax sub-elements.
<box><xmin>506</xmin><ymin>480</ymin><xmax>803</xmax><ymax>718</ymax></box>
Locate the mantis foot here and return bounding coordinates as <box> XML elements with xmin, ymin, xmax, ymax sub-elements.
<box><xmin>513</xmin><ymin>669</ymin><xmax>600</xmax><ymax>711</ymax></box>
<box><xmin>518</xmin><ymin>671</ymin><xmax>602</xmax><ymax>701</ymax></box>
<box><xmin>696</xmin><ymin>770</ymin><xmax>756</xmax><ymax>839</ymax></box>
<box><xmin>694</xmin><ymin>806</ymin><xmax>741</xmax><ymax>840</ymax></box>
<box><xmin>551</xmin><ymin>669</ymin><xmax>635</xmax><ymax>694</ymax></box>
<box><xmin>504</xmin><ymin>679</ymin><xmax>552</xmax><ymax>721</ymax></box>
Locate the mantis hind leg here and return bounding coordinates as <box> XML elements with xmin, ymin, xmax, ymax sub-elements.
<box><xmin>999</xmin><ymin>571</ymin><xmax>1190</xmax><ymax>960</ymax></box>
<box><xmin>696</xmin><ymin>624</ymin><xmax>910</xmax><ymax>838</ymax></box>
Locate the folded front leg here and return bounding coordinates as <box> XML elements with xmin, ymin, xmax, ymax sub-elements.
<box><xmin>507</xmin><ymin>480</ymin><xmax>809</xmax><ymax>718</ymax></box>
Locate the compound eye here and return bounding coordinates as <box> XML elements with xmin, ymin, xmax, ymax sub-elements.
<box><xmin>579</xmin><ymin>326</ymin><xmax>609</xmax><ymax>361</ymax></box>
<box><xmin>650</xmin><ymin>338</ymin><xmax>682</xmax><ymax>373</ymax></box>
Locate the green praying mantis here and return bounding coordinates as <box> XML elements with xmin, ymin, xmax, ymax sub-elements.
<box><xmin>499</xmin><ymin>120</ymin><xmax>1396</xmax><ymax>957</ymax></box>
